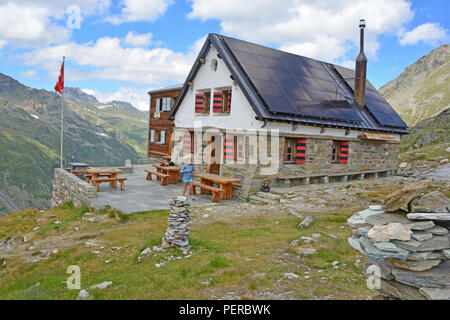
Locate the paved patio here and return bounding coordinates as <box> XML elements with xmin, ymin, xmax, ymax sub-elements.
<box><xmin>91</xmin><ymin>165</ymin><xmax>238</xmax><ymax>213</ymax></box>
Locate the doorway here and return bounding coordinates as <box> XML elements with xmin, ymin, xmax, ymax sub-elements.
<box><xmin>206</xmin><ymin>135</ymin><xmax>221</xmax><ymax>174</ymax></box>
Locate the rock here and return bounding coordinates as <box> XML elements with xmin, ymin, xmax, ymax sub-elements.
<box><xmin>379</xmin><ymin>279</ymin><xmax>426</xmax><ymax>300</ymax></box>
<box><xmin>428</xmin><ymin>226</ymin><xmax>448</xmax><ymax>235</ymax></box>
<box><xmin>392</xmin><ymin>260</ymin><xmax>450</xmax><ymax>288</ymax></box>
<box><xmin>386</xmin><ymin>258</ymin><xmax>441</xmax><ymax>272</ymax></box>
<box><xmin>155</xmin><ymin>262</ymin><xmax>165</xmax><ymax>268</ymax></box>
<box><xmin>332</xmin><ymin>261</ymin><xmax>339</xmax><ymax>266</ymax></box>
<box><xmin>365</xmin><ymin>213</ymin><xmax>434</xmax><ymax>230</ymax></box>
<box><xmin>298</xmin><ymin>247</ymin><xmax>316</xmax><ymax>256</ymax></box>
<box><xmin>407</xmin><ymin>212</ymin><xmax>450</xmax><ymax>221</ymax></box>
<box><xmin>347</xmin><ymin>208</ymin><xmax>380</xmax><ymax>228</ymax></box>
<box><xmin>407</xmin><ymin>251</ymin><xmax>432</xmax><ymax>261</ymax></box>
<box><xmin>326</xmin><ymin>233</ymin><xmax>338</xmax><ymax>239</ymax></box>
<box><xmin>90</xmin><ymin>281</ymin><xmax>113</xmax><ymax>290</ymax></box>
<box><xmin>348</xmin><ymin>236</ymin><xmax>364</xmax><ymax>254</ymax></box>
<box><xmin>411</xmin><ymin>231</ymin><xmax>433</xmax><ymax>242</ymax></box>
<box><xmin>79</xmin><ymin>233</ymin><xmax>100</xmax><ymax>240</ymax></box>
<box><xmin>374</xmin><ymin>242</ymin><xmax>402</xmax><ymax>252</ymax></box>
<box><xmin>290</xmin><ymin>239</ymin><xmax>299</xmax><ymax>246</ymax></box>
<box><xmin>399</xmin><ymin>162</ymin><xmax>408</xmax><ymax>168</ymax></box>
<box><xmin>298</xmin><ymin>216</ymin><xmax>314</xmax><ymax>228</ymax></box>
<box><xmin>300</xmin><ymin>236</ymin><xmax>313</xmax><ymax>244</ymax></box>
<box><xmin>202</xmin><ymin>214</ymin><xmax>209</xmax><ymax>219</ymax></box>
<box><xmin>393</xmin><ymin>235</ymin><xmax>450</xmax><ymax>252</ymax></box>
<box><xmin>283</xmin><ymin>273</ymin><xmax>300</xmax><ymax>279</ymax></box>
<box><xmin>442</xmin><ymin>249</ymin><xmax>450</xmax><ymax>259</ymax></box>
<box><xmin>419</xmin><ymin>287</ymin><xmax>450</xmax><ymax>300</ymax></box>
<box><xmin>356</xmin><ymin>227</ymin><xmax>371</xmax><ymax>237</ymax></box>
<box><xmin>311</xmin><ymin>233</ymin><xmax>321</xmax><ymax>238</ymax></box>
<box><xmin>76</xmin><ymin>289</ymin><xmax>92</xmax><ymax>300</ymax></box>
<box><xmin>410</xmin><ymin>191</ymin><xmax>450</xmax><ymax>213</ymax></box>
<box><xmin>368</xmin><ymin>223</ymin><xmax>412</xmax><ymax>242</ymax></box>
<box><xmin>440</xmin><ymin>159</ymin><xmax>449</xmax><ymax>164</ymax></box>
<box><xmin>177</xmin><ymin>196</ymin><xmax>187</xmax><ymax>202</ymax></box>
<box><xmin>369</xmin><ymin>205</ymin><xmax>383</xmax><ymax>211</ymax></box>
<box><xmin>382</xmin><ymin>179</ymin><xmax>432</xmax><ymax>212</ymax></box>
<box><xmin>140</xmin><ymin>248</ymin><xmax>152</xmax><ymax>255</ymax></box>
<box><xmin>359</xmin><ymin>236</ymin><xmax>409</xmax><ymax>261</ymax></box>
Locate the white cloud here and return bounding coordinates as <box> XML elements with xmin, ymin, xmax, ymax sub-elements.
<box><xmin>124</xmin><ymin>31</ymin><xmax>153</xmax><ymax>47</ymax></box>
<box><xmin>0</xmin><ymin>0</ymin><xmax>111</xmax><ymax>48</ymax></box>
<box><xmin>188</xmin><ymin>0</ymin><xmax>415</xmax><ymax>63</ymax></box>
<box><xmin>82</xmin><ymin>87</ymin><xmax>150</xmax><ymax>111</ymax></box>
<box><xmin>20</xmin><ymin>70</ymin><xmax>37</xmax><ymax>77</ymax></box>
<box><xmin>105</xmin><ymin>0</ymin><xmax>172</xmax><ymax>24</ymax></box>
<box><xmin>20</xmin><ymin>36</ymin><xmax>200</xmax><ymax>85</ymax></box>
<box><xmin>399</xmin><ymin>23</ymin><xmax>448</xmax><ymax>46</ymax></box>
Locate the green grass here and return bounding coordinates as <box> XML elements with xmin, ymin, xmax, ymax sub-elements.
<box><xmin>0</xmin><ymin>204</ymin><xmax>373</xmax><ymax>300</ymax></box>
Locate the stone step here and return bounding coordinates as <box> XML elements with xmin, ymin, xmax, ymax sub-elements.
<box><xmin>256</xmin><ymin>192</ymin><xmax>281</xmax><ymax>200</ymax></box>
<box><xmin>249</xmin><ymin>195</ymin><xmax>277</xmax><ymax>204</ymax></box>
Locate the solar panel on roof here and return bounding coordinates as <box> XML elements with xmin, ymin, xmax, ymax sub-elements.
<box><xmin>222</xmin><ymin>36</ymin><xmax>375</xmax><ymax>123</ymax></box>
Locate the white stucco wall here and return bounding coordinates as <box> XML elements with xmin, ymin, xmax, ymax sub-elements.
<box><xmin>174</xmin><ymin>44</ymin><xmax>400</xmax><ymax>142</ymax></box>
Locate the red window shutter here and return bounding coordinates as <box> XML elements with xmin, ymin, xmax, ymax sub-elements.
<box><xmin>195</xmin><ymin>94</ymin><xmax>204</xmax><ymax>113</ymax></box>
<box><xmin>226</xmin><ymin>90</ymin><xmax>232</xmax><ymax>112</ymax></box>
<box><xmin>296</xmin><ymin>139</ymin><xmax>306</xmax><ymax>164</ymax></box>
<box><xmin>223</xmin><ymin>135</ymin><xmax>234</xmax><ymax>160</ymax></box>
<box><xmin>213</xmin><ymin>91</ymin><xmax>222</xmax><ymax>113</ymax></box>
<box><xmin>183</xmin><ymin>132</ymin><xmax>191</xmax><ymax>154</ymax></box>
<box><xmin>340</xmin><ymin>141</ymin><xmax>349</xmax><ymax>164</ymax></box>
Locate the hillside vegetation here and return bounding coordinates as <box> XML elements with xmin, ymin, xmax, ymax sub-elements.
<box><xmin>0</xmin><ymin>74</ymin><xmax>148</xmax><ymax>215</ymax></box>
<box><xmin>380</xmin><ymin>44</ymin><xmax>449</xmax><ymax>127</ymax></box>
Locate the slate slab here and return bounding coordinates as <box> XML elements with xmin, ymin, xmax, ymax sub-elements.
<box><xmin>410</xmin><ymin>191</ymin><xmax>450</xmax><ymax>213</ymax></box>
<box><xmin>365</xmin><ymin>213</ymin><xmax>434</xmax><ymax>230</ymax></box>
<box><xmin>359</xmin><ymin>236</ymin><xmax>409</xmax><ymax>261</ymax></box>
<box><xmin>428</xmin><ymin>225</ymin><xmax>448</xmax><ymax>235</ymax></box>
<box><xmin>407</xmin><ymin>212</ymin><xmax>450</xmax><ymax>221</ymax></box>
<box><xmin>386</xmin><ymin>258</ymin><xmax>441</xmax><ymax>272</ymax></box>
<box><xmin>411</xmin><ymin>231</ymin><xmax>433</xmax><ymax>242</ymax></box>
<box><xmin>379</xmin><ymin>279</ymin><xmax>426</xmax><ymax>300</ymax></box>
<box><xmin>393</xmin><ymin>235</ymin><xmax>450</xmax><ymax>252</ymax></box>
<box><xmin>419</xmin><ymin>287</ymin><xmax>450</xmax><ymax>300</ymax></box>
<box><xmin>392</xmin><ymin>260</ymin><xmax>450</xmax><ymax>288</ymax></box>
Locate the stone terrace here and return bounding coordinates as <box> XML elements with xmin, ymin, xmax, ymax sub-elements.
<box><xmin>90</xmin><ymin>165</ymin><xmax>238</xmax><ymax>214</ymax></box>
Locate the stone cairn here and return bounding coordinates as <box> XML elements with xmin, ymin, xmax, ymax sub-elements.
<box><xmin>162</xmin><ymin>196</ymin><xmax>191</xmax><ymax>251</ymax></box>
<box><xmin>347</xmin><ymin>179</ymin><xmax>450</xmax><ymax>300</ymax></box>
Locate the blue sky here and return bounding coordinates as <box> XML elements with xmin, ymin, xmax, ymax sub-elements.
<box><xmin>0</xmin><ymin>0</ymin><xmax>448</xmax><ymax>110</ymax></box>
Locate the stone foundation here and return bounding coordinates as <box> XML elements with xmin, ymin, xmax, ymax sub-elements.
<box><xmin>172</xmin><ymin>128</ymin><xmax>400</xmax><ymax>196</ymax></box>
<box><xmin>50</xmin><ymin>168</ymin><xmax>97</xmax><ymax>208</ymax></box>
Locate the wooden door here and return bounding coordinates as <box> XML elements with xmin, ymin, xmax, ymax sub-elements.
<box><xmin>206</xmin><ymin>135</ymin><xmax>221</xmax><ymax>174</ymax></box>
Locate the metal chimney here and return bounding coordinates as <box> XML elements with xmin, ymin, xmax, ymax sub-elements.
<box><xmin>354</xmin><ymin>19</ymin><xmax>367</xmax><ymax>108</ymax></box>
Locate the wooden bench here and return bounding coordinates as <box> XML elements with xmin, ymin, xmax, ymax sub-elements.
<box><xmin>192</xmin><ymin>182</ymin><xmax>224</xmax><ymax>203</ymax></box>
<box><xmin>85</xmin><ymin>173</ymin><xmax>112</xmax><ymax>184</ymax></box>
<box><xmin>71</xmin><ymin>170</ymin><xmax>88</xmax><ymax>174</ymax></box>
<box><xmin>144</xmin><ymin>170</ymin><xmax>169</xmax><ymax>186</ymax></box>
<box><xmin>91</xmin><ymin>177</ymin><xmax>127</xmax><ymax>191</ymax></box>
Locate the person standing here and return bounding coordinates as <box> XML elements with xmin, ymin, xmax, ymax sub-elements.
<box><xmin>180</xmin><ymin>157</ymin><xmax>194</xmax><ymax>196</ymax></box>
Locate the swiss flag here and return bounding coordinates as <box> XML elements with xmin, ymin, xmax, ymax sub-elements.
<box><xmin>54</xmin><ymin>61</ymin><xmax>64</xmax><ymax>94</ymax></box>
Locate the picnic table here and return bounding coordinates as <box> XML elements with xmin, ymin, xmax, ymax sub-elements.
<box><xmin>86</xmin><ymin>168</ymin><xmax>124</xmax><ymax>189</ymax></box>
<box><xmin>194</xmin><ymin>173</ymin><xmax>240</xmax><ymax>200</ymax></box>
<box><xmin>152</xmin><ymin>164</ymin><xmax>181</xmax><ymax>184</ymax></box>
<box><xmin>69</xmin><ymin>162</ymin><xmax>89</xmax><ymax>171</ymax></box>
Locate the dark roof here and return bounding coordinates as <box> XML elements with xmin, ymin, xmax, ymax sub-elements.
<box><xmin>169</xmin><ymin>34</ymin><xmax>409</xmax><ymax>134</ymax></box>
<box><xmin>147</xmin><ymin>83</ymin><xmax>183</xmax><ymax>95</ymax></box>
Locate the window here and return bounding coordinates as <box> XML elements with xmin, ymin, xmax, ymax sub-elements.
<box><xmin>195</xmin><ymin>91</ymin><xmax>211</xmax><ymax>115</ymax></box>
<box><xmin>212</xmin><ymin>89</ymin><xmax>232</xmax><ymax>114</ymax></box>
<box><xmin>284</xmin><ymin>138</ymin><xmax>296</xmax><ymax>164</ymax></box>
<box><xmin>332</xmin><ymin>141</ymin><xmax>349</xmax><ymax>163</ymax></box>
<box><xmin>160</xmin><ymin>130</ymin><xmax>166</xmax><ymax>144</ymax></box>
<box><xmin>284</xmin><ymin>138</ymin><xmax>306</xmax><ymax>164</ymax></box>
<box><xmin>156</xmin><ymin>97</ymin><xmax>172</xmax><ymax>112</ymax></box>
<box><xmin>150</xmin><ymin>130</ymin><xmax>155</xmax><ymax>143</ymax></box>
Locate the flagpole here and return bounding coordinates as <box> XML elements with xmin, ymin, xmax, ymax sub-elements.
<box><xmin>60</xmin><ymin>56</ymin><xmax>65</xmax><ymax>169</ymax></box>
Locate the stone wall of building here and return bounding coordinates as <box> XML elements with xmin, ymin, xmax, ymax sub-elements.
<box><xmin>50</xmin><ymin>168</ymin><xmax>97</xmax><ymax>208</ymax></box>
<box><xmin>172</xmin><ymin>128</ymin><xmax>400</xmax><ymax>196</ymax></box>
